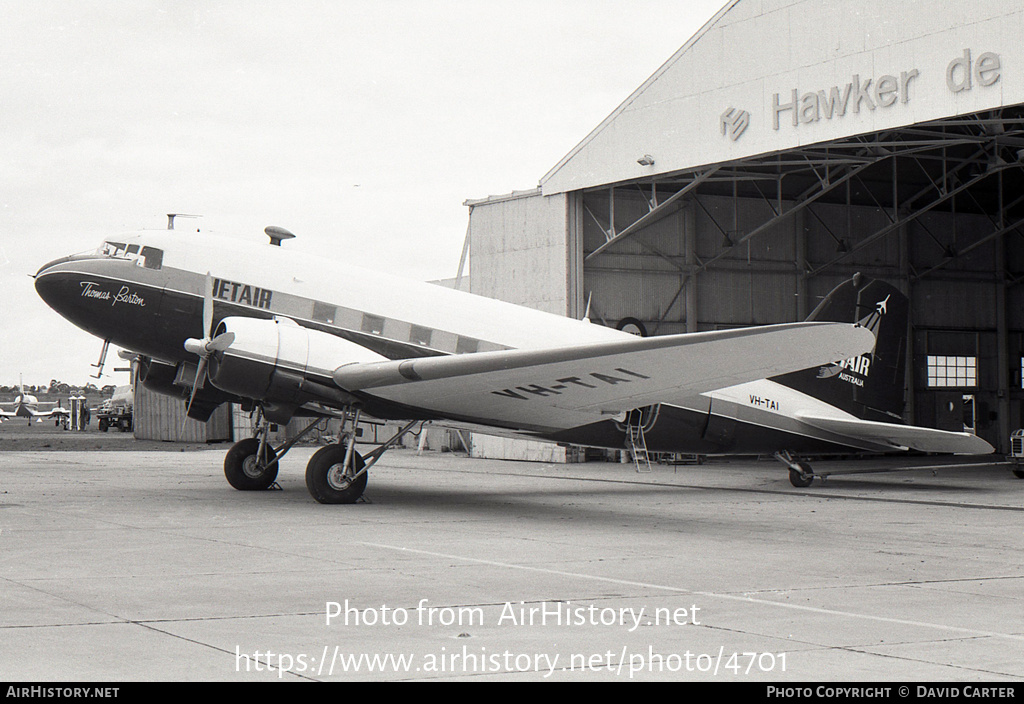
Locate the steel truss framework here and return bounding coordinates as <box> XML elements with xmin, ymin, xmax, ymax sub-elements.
<box><xmin>579</xmin><ymin>107</ymin><xmax>1024</xmax><ymax>451</ymax></box>
<box><xmin>584</xmin><ymin>108</ymin><xmax>1024</xmax><ymax>280</ymax></box>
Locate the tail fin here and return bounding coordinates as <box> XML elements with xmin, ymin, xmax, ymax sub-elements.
<box><xmin>772</xmin><ymin>274</ymin><xmax>909</xmax><ymax>423</ymax></box>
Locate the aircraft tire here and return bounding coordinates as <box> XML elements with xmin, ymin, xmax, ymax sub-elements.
<box><xmin>224</xmin><ymin>438</ymin><xmax>279</xmax><ymax>491</ymax></box>
<box><xmin>305</xmin><ymin>444</ymin><xmax>367</xmax><ymax>504</ymax></box>
<box><xmin>789</xmin><ymin>463</ymin><xmax>814</xmax><ymax>488</ymax></box>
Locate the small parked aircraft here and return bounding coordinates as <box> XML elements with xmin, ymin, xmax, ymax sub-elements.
<box><xmin>33</xmin><ymin>227</ymin><xmax>991</xmax><ymax>502</ymax></box>
<box><xmin>0</xmin><ymin>376</ymin><xmax>70</xmax><ymax>426</ymax></box>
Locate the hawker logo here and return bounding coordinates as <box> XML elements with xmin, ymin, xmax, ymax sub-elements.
<box><xmin>213</xmin><ymin>278</ymin><xmax>273</xmax><ymax>310</ymax></box>
<box><xmin>492</xmin><ymin>368</ymin><xmax>650</xmax><ymax>401</ymax></box>
<box><xmin>720</xmin><ymin>107</ymin><xmax>750</xmax><ymax>141</ymax></box>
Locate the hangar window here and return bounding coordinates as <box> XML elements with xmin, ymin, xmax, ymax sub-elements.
<box><xmin>927</xmin><ymin>356</ymin><xmax>977</xmax><ymax>388</ymax></box>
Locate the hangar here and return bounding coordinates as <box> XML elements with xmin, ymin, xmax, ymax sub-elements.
<box><xmin>465</xmin><ymin>0</ymin><xmax>1024</xmax><ymax>457</ymax></box>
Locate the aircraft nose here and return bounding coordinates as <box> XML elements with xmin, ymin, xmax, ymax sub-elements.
<box><xmin>34</xmin><ymin>255</ymin><xmax>73</xmax><ymax>279</ymax></box>
<box><xmin>33</xmin><ymin>256</ymin><xmax>78</xmax><ymax>313</ymax></box>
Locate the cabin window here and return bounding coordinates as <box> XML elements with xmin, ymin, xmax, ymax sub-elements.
<box><xmin>312</xmin><ymin>301</ymin><xmax>337</xmax><ymax>325</ymax></box>
<box><xmin>410</xmin><ymin>325</ymin><xmax>433</xmax><ymax>347</ymax></box>
<box><xmin>361</xmin><ymin>314</ymin><xmax>385</xmax><ymax>336</ymax></box>
<box><xmin>456</xmin><ymin>336</ymin><xmax>479</xmax><ymax>354</ymax></box>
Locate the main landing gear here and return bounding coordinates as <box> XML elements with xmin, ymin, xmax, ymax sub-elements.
<box><xmin>774</xmin><ymin>451</ymin><xmax>816</xmax><ymax>488</ymax></box>
<box><xmin>223</xmin><ymin>406</ymin><xmax>423</xmax><ymax>504</ymax></box>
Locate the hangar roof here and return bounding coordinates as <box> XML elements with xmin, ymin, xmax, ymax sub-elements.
<box><xmin>541</xmin><ymin>0</ymin><xmax>1024</xmax><ymax>197</ymax></box>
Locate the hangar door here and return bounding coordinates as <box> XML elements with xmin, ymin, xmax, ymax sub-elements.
<box><xmin>573</xmin><ymin>107</ymin><xmax>1024</xmax><ymax>452</ymax></box>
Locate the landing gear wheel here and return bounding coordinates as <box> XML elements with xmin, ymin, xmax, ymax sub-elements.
<box><xmin>305</xmin><ymin>444</ymin><xmax>367</xmax><ymax>504</ymax></box>
<box><xmin>224</xmin><ymin>437</ymin><xmax>279</xmax><ymax>491</ymax></box>
<box><xmin>789</xmin><ymin>462</ymin><xmax>815</xmax><ymax>488</ymax></box>
<box><xmin>1013</xmin><ymin>468</ymin><xmax>1024</xmax><ymax>480</ymax></box>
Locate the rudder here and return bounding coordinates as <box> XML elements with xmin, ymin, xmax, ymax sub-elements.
<box><xmin>772</xmin><ymin>274</ymin><xmax>909</xmax><ymax>423</ymax></box>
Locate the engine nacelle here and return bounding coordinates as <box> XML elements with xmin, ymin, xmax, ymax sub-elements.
<box><xmin>137</xmin><ymin>356</ymin><xmax>239</xmax><ymax>422</ymax></box>
<box><xmin>138</xmin><ymin>357</ymin><xmax>179</xmax><ymax>396</ymax></box>
<box><xmin>207</xmin><ymin>316</ymin><xmax>387</xmax><ymax>422</ymax></box>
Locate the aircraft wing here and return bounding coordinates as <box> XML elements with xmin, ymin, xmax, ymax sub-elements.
<box><xmin>795</xmin><ymin>412</ymin><xmax>995</xmax><ymax>454</ymax></box>
<box><xmin>332</xmin><ymin>322</ymin><xmax>875</xmax><ymax>426</ymax></box>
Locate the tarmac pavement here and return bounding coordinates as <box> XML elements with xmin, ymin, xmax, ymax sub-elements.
<box><xmin>0</xmin><ymin>427</ymin><xmax>1022</xmax><ymax>682</ymax></box>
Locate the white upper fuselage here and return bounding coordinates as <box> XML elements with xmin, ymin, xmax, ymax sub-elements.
<box><xmin>33</xmin><ymin>228</ymin><xmax>883</xmax><ymax>448</ymax></box>
<box><xmin>153</xmin><ymin>229</ymin><xmax>633</xmax><ymax>354</ymax></box>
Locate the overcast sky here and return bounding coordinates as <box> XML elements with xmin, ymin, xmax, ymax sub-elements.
<box><xmin>0</xmin><ymin>0</ymin><xmax>724</xmax><ymax>388</ymax></box>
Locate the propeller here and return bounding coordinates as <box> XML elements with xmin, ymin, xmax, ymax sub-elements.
<box><xmin>181</xmin><ymin>272</ymin><xmax>235</xmax><ymax>429</ymax></box>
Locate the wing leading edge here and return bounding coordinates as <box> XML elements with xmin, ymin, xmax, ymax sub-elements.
<box><xmin>332</xmin><ymin>322</ymin><xmax>876</xmax><ymax>426</ymax></box>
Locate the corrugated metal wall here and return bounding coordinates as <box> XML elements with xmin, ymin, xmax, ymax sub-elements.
<box><xmin>134</xmin><ymin>382</ymin><xmax>232</xmax><ymax>443</ymax></box>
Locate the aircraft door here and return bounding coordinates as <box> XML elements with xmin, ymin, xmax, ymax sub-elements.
<box><xmin>962</xmin><ymin>394</ymin><xmax>976</xmax><ymax>435</ymax></box>
<box><xmin>935</xmin><ymin>392</ymin><xmax>977</xmax><ymax>434</ymax></box>
<box><xmin>702</xmin><ymin>400</ymin><xmax>737</xmax><ymax>450</ymax></box>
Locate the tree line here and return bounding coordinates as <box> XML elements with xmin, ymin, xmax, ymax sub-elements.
<box><xmin>0</xmin><ymin>381</ymin><xmax>117</xmax><ymax>397</ymax></box>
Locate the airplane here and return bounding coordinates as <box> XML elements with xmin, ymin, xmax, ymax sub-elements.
<box><xmin>0</xmin><ymin>376</ymin><xmax>70</xmax><ymax>426</ymax></box>
<box><xmin>32</xmin><ymin>227</ymin><xmax>992</xmax><ymax>503</ymax></box>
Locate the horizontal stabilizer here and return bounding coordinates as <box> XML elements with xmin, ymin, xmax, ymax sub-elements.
<box><xmin>333</xmin><ymin>322</ymin><xmax>875</xmax><ymax>421</ymax></box>
<box><xmin>795</xmin><ymin>412</ymin><xmax>994</xmax><ymax>455</ymax></box>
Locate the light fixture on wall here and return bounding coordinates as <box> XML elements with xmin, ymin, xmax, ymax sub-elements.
<box><xmin>637</xmin><ymin>154</ymin><xmax>655</xmax><ymax>166</ymax></box>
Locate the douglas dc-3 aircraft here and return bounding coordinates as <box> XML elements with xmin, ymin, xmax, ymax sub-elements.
<box><xmin>33</xmin><ymin>227</ymin><xmax>992</xmax><ymax>503</ymax></box>
<box><xmin>0</xmin><ymin>376</ymin><xmax>69</xmax><ymax>426</ymax></box>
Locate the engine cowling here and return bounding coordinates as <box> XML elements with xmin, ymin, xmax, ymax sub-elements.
<box><xmin>137</xmin><ymin>356</ymin><xmax>240</xmax><ymax>421</ymax></box>
<box><xmin>207</xmin><ymin>316</ymin><xmax>387</xmax><ymax>422</ymax></box>
<box><xmin>137</xmin><ymin>357</ymin><xmax>179</xmax><ymax>396</ymax></box>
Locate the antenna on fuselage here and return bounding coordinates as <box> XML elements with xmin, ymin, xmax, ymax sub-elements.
<box><xmin>265</xmin><ymin>226</ymin><xmax>295</xmax><ymax>246</ymax></box>
<box><xmin>167</xmin><ymin>213</ymin><xmax>200</xmax><ymax>230</ymax></box>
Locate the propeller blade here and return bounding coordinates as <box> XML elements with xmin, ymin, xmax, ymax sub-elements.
<box><xmin>203</xmin><ymin>271</ymin><xmax>214</xmax><ymax>338</ymax></box>
<box><xmin>207</xmin><ymin>331</ymin><xmax>235</xmax><ymax>353</ymax></box>
<box><xmin>180</xmin><ymin>273</ymin><xmax>230</xmax><ymax>439</ymax></box>
<box><xmin>181</xmin><ymin>356</ymin><xmax>208</xmax><ymax>437</ymax></box>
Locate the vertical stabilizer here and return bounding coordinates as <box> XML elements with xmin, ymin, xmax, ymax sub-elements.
<box><xmin>773</xmin><ymin>275</ymin><xmax>909</xmax><ymax>422</ymax></box>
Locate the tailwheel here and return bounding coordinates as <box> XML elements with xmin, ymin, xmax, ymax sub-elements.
<box><xmin>789</xmin><ymin>461</ymin><xmax>815</xmax><ymax>488</ymax></box>
<box><xmin>224</xmin><ymin>437</ymin><xmax>279</xmax><ymax>491</ymax></box>
<box><xmin>305</xmin><ymin>444</ymin><xmax>367</xmax><ymax>504</ymax></box>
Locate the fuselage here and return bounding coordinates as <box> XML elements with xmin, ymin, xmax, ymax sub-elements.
<box><xmin>12</xmin><ymin>395</ymin><xmax>39</xmax><ymax>418</ymax></box>
<box><xmin>34</xmin><ymin>230</ymin><xmax>882</xmax><ymax>455</ymax></box>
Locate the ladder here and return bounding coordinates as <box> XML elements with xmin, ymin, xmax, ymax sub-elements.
<box><xmin>626</xmin><ymin>418</ymin><xmax>652</xmax><ymax>473</ymax></box>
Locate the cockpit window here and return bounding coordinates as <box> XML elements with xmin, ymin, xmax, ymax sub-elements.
<box><xmin>99</xmin><ymin>241</ymin><xmax>128</xmax><ymax>257</ymax></box>
<box><xmin>137</xmin><ymin>246</ymin><xmax>163</xmax><ymax>270</ymax></box>
<box><xmin>96</xmin><ymin>240</ymin><xmax>163</xmax><ymax>270</ymax></box>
